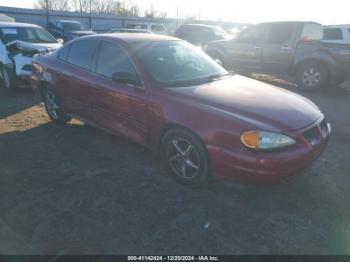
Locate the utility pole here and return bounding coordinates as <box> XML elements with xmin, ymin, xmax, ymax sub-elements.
<box><xmin>89</xmin><ymin>0</ymin><xmax>92</xmax><ymax>30</ymax></box>
<box><xmin>45</xmin><ymin>0</ymin><xmax>49</xmax><ymax>28</ymax></box>
<box><xmin>198</xmin><ymin>9</ymin><xmax>201</xmax><ymax>21</ymax></box>
<box><xmin>122</xmin><ymin>1</ymin><xmax>126</xmax><ymax>27</ymax></box>
<box><xmin>176</xmin><ymin>7</ymin><xmax>179</xmax><ymax>27</ymax></box>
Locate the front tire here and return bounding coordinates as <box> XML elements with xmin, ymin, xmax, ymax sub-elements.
<box><xmin>160</xmin><ymin>128</ymin><xmax>211</xmax><ymax>187</ymax></box>
<box><xmin>296</xmin><ymin>61</ymin><xmax>329</xmax><ymax>91</ymax></box>
<box><xmin>43</xmin><ymin>87</ymin><xmax>71</xmax><ymax>124</ymax></box>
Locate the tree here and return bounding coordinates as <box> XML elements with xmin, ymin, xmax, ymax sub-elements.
<box><xmin>35</xmin><ymin>0</ymin><xmax>70</xmax><ymax>11</ymax></box>
<box><xmin>144</xmin><ymin>5</ymin><xmax>167</xmax><ymax>18</ymax></box>
<box><xmin>71</xmin><ymin>0</ymin><xmax>90</xmax><ymax>13</ymax></box>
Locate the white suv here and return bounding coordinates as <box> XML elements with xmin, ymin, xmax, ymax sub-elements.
<box><xmin>0</xmin><ymin>22</ymin><xmax>62</xmax><ymax>91</ymax></box>
<box><xmin>323</xmin><ymin>25</ymin><xmax>350</xmax><ymax>45</ymax></box>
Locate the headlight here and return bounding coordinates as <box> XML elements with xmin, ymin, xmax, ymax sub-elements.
<box><xmin>241</xmin><ymin>131</ymin><xmax>296</xmax><ymax>150</ymax></box>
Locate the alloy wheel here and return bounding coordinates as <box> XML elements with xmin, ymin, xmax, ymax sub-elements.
<box><xmin>302</xmin><ymin>67</ymin><xmax>321</xmax><ymax>88</ymax></box>
<box><xmin>167</xmin><ymin>137</ymin><xmax>200</xmax><ymax>179</ymax></box>
<box><xmin>45</xmin><ymin>90</ymin><xmax>60</xmax><ymax>120</ymax></box>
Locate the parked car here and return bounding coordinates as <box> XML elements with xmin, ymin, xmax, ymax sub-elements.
<box><xmin>109</xmin><ymin>28</ymin><xmax>153</xmax><ymax>34</ymax></box>
<box><xmin>174</xmin><ymin>24</ymin><xmax>231</xmax><ymax>47</ymax></box>
<box><xmin>48</xmin><ymin>20</ymin><xmax>96</xmax><ymax>42</ymax></box>
<box><xmin>0</xmin><ymin>22</ymin><xmax>62</xmax><ymax>90</ymax></box>
<box><xmin>31</xmin><ymin>34</ymin><xmax>330</xmax><ymax>186</ymax></box>
<box><xmin>323</xmin><ymin>25</ymin><xmax>350</xmax><ymax>45</ymax></box>
<box><xmin>126</xmin><ymin>23</ymin><xmax>167</xmax><ymax>35</ymax></box>
<box><xmin>205</xmin><ymin>21</ymin><xmax>350</xmax><ymax>90</ymax></box>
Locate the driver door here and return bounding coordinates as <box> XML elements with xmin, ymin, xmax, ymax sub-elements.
<box><xmin>90</xmin><ymin>41</ymin><xmax>148</xmax><ymax>146</ymax></box>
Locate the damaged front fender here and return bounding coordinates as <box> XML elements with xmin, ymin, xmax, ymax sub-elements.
<box><xmin>5</xmin><ymin>40</ymin><xmax>62</xmax><ymax>78</ymax></box>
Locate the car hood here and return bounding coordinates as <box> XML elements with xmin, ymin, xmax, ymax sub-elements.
<box><xmin>167</xmin><ymin>75</ymin><xmax>323</xmax><ymax>131</ymax></box>
<box><xmin>6</xmin><ymin>40</ymin><xmax>62</xmax><ymax>53</ymax></box>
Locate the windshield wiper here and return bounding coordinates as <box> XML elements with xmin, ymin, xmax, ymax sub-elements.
<box><xmin>204</xmin><ymin>72</ymin><xmax>232</xmax><ymax>81</ymax></box>
<box><xmin>164</xmin><ymin>73</ymin><xmax>232</xmax><ymax>88</ymax></box>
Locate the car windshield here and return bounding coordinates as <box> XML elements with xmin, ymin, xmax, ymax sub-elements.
<box><xmin>61</xmin><ymin>22</ymin><xmax>82</xmax><ymax>31</ymax></box>
<box><xmin>1</xmin><ymin>27</ymin><xmax>57</xmax><ymax>44</ymax></box>
<box><xmin>131</xmin><ymin>41</ymin><xmax>229</xmax><ymax>87</ymax></box>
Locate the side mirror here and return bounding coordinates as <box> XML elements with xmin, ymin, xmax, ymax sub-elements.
<box><xmin>112</xmin><ymin>71</ymin><xmax>141</xmax><ymax>87</ymax></box>
<box><xmin>57</xmin><ymin>38</ymin><xmax>64</xmax><ymax>44</ymax></box>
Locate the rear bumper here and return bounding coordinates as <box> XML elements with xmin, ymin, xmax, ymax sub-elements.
<box><xmin>207</xmin><ymin>122</ymin><xmax>330</xmax><ymax>186</ymax></box>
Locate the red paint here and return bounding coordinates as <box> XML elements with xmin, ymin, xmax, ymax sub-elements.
<box><xmin>31</xmin><ymin>35</ymin><xmax>330</xmax><ymax>185</ymax></box>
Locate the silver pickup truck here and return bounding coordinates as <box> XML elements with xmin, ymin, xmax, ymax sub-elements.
<box><xmin>205</xmin><ymin>21</ymin><xmax>350</xmax><ymax>90</ymax></box>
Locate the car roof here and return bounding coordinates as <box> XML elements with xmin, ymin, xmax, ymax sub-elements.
<box><xmin>0</xmin><ymin>22</ymin><xmax>42</xmax><ymax>28</ymax></box>
<box><xmin>258</xmin><ymin>21</ymin><xmax>320</xmax><ymax>26</ymax></box>
<box><xmin>80</xmin><ymin>33</ymin><xmax>179</xmax><ymax>43</ymax></box>
<box><xmin>180</xmin><ymin>24</ymin><xmax>219</xmax><ymax>29</ymax></box>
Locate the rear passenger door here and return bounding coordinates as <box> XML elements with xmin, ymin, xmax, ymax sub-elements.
<box><xmin>54</xmin><ymin>39</ymin><xmax>100</xmax><ymax>121</ymax></box>
<box><xmin>261</xmin><ymin>23</ymin><xmax>298</xmax><ymax>74</ymax></box>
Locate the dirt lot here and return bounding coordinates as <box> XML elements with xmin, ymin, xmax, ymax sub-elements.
<box><xmin>0</xmin><ymin>78</ymin><xmax>350</xmax><ymax>255</ymax></box>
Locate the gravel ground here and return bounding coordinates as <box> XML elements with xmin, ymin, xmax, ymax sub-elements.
<box><xmin>0</xmin><ymin>78</ymin><xmax>349</xmax><ymax>255</ymax></box>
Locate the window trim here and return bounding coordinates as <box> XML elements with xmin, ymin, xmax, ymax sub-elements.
<box><xmin>59</xmin><ymin>39</ymin><xmax>100</xmax><ymax>73</ymax></box>
<box><xmin>92</xmin><ymin>39</ymin><xmax>145</xmax><ymax>88</ymax></box>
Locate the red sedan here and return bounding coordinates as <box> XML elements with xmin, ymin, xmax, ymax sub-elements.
<box><xmin>31</xmin><ymin>34</ymin><xmax>330</xmax><ymax>186</ymax></box>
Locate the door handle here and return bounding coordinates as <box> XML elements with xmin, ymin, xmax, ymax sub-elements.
<box><xmin>281</xmin><ymin>45</ymin><xmax>291</xmax><ymax>51</ymax></box>
<box><xmin>253</xmin><ymin>46</ymin><xmax>262</xmax><ymax>49</ymax></box>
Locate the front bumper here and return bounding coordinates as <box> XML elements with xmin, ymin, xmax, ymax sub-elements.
<box><xmin>208</xmin><ymin>120</ymin><xmax>330</xmax><ymax>185</ymax></box>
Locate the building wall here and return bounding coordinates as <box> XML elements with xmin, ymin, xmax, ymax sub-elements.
<box><xmin>0</xmin><ymin>6</ymin><xmax>245</xmax><ymax>34</ymax></box>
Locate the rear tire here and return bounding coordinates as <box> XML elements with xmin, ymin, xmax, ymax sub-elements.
<box><xmin>296</xmin><ymin>61</ymin><xmax>329</xmax><ymax>91</ymax></box>
<box><xmin>42</xmin><ymin>87</ymin><xmax>71</xmax><ymax>124</ymax></box>
<box><xmin>160</xmin><ymin>128</ymin><xmax>211</xmax><ymax>187</ymax></box>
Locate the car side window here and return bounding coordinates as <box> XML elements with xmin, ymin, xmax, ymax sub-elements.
<box><xmin>96</xmin><ymin>41</ymin><xmax>137</xmax><ymax>79</ymax></box>
<box><xmin>66</xmin><ymin>39</ymin><xmax>99</xmax><ymax>71</ymax></box>
<box><xmin>237</xmin><ymin>25</ymin><xmax>266</xmax><ymax>43</ymax></box>
<box><xmin>266</xmin><ymin>24</ymin><xmax>294</xmax><ymax>44</ymax></box>
<box><xmin>57</xmin><ymin>44</ymin><xmax>71</xmax><ymax>61</ymax></box>
<box><xmin>301</xmin><ymin>23</ymin><xmax>322</xmax><ymax>41</ymax></box>
<box><xmin>323</xmin><ymin>28</ymin><xmax>343</xmax><ymax>40</ymax></box>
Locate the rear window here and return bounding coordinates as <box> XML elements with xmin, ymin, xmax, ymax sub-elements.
<box><xmin>301</xmin><ymin>23</ymin><xmax>323</xmax><ymax>41</ymax></box>
<box><xmin>151</xmin><ymin>24</ymin><xmax>165</xmax><ymax>32</ymax></box>
<box><xmin>126</xmin><ymin>24</ymin><xmax>147</xmax><ymax>30</ymax></box>
<box><xmin>66</xmin><ymin>40</ymin><xmax>99</xmax><ymax>70</ymax></box>
<box><xmin>323</xmin><ymin>28</ymin><xmax>343</xmax><ymax>40</ymax></box>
